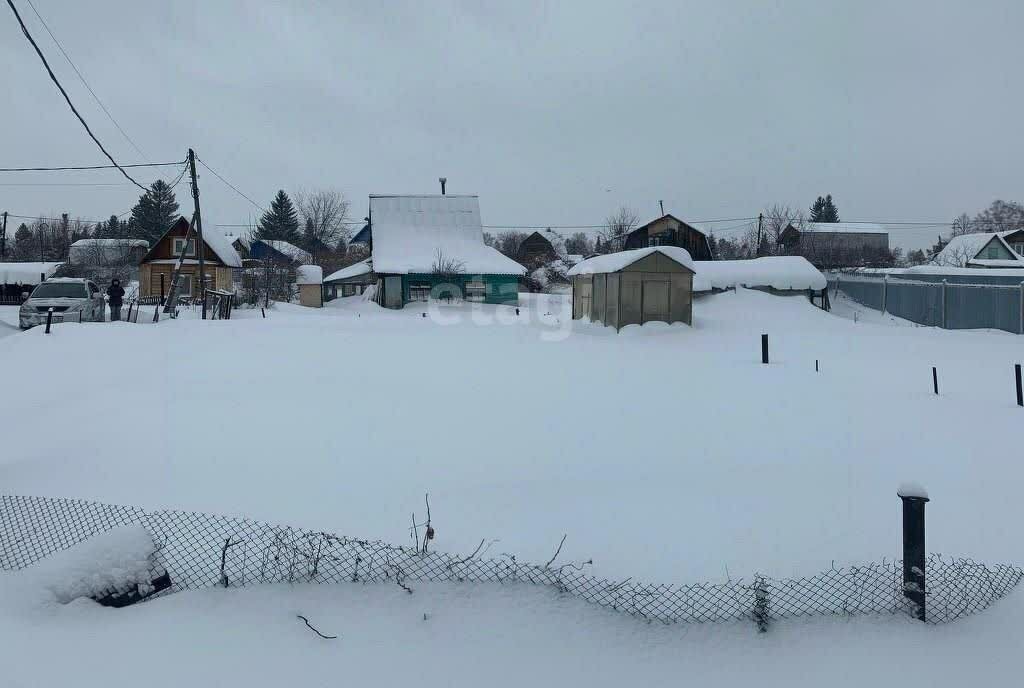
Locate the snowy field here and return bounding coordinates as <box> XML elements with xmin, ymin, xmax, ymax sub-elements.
<box><xmin>2</xmin><ymin>289</ymin><xmax>1023</xmax><ymax>685</ymax></box>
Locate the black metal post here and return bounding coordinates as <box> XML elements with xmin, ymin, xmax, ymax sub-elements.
<box><xmin>261</xmin><ymin>307</ymin><xmax>266</xmax><ymax>319</ymax></box>
<box><xmin>932</xmin><ymin>367</ymin><xmax>938</xmax><ymax>395</ymax></box>
<box><xmin>815</xmin><ymin>359</ymin><xmax>819</xmax><ymax>372</ymax></box>
<box><xmin>44</xmin><ymin>308</ymin><xmax>53</xmax><ymax>334</ymax></box>
<box><xmin>898</xmin><ymin>489</ymin><xmax>929</xmax><ymax>622</ymax></box>
<box><xmin>1015</xmin><ymin>364</ymin><xmax>1022</xmax><ymax>407</ymax></box>
<box><xmin>761</xmin><ymin>334</ymin><xmax>769</xmax><ymax>364</ymax></box>
<box><xmin>159</xmin><ymin>273</ymin><xmax>166</xmax><ymax>306</ymax></box>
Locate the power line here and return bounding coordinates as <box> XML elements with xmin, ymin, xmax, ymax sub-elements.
<box><xmin>24</xmin><ymin>0</ymin><xmax>147</xmax><ymax>161</ymax></box>
<box><xmin>0</xmin><ymin>182</ymin><xmax>134</xmax><ymax>187</ymax></box>
<box><xmin>0</xmin><ymin>160</ymin><xmax>184</xmax><ymax>172</ymax></box>
<box><xmin>5</xmin><ymin>0</ymin><xmax>148</xmax><ymax>192</ymax></box>
<box><xmin>195</xmin><ymin>157</ymin><xmax>266</xmax><ymax>213</ymax></box>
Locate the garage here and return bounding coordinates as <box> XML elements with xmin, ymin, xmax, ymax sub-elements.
<box><xmin>568</xmin><ymin>246</ymin><xmax>695</xmax><ymax>330</ymax></box>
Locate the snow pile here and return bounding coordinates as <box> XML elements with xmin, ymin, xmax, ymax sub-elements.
<box><xmin>567</xmin><ymin>246</ymin><xmax>695</xmax><ymax>276</ymax></box>
<box><xmin>0</xmin><ymin>262</ymin><xmax>63</xmax><ymax>284</ymax></box>
<box><xmin>897</xmin><ymin>482</ymin><xmax>930</xmax><ymax>500</ymax></box>
<box><xmin>25</xmin><ymin>526</ymin><xmax>157</xmax><ymax>605</ymax></box>
<box><xmin>693</xmin><ymin>257</ymin><xmax>826</xmax><ymax>292</ymax></box>
<box><xmin>295</xmin><ymin>265</ymin><xmax>323</xmax><ymax>285</ymax></box>
<box><xmin>369</xmin><ymin>195</ymin><xmax>525</xmax><ymax>275</ymax></box>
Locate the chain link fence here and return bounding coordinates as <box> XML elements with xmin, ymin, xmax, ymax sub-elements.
<box><xmin>2</xmin><ymin>494</ymin><xmax>1021</xmax><ymax>626</ymax></box>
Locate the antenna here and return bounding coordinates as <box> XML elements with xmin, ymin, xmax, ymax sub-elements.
<box><xmin>439</xmin><ymin>177</ymin><xmax>447</xmax><ymax>195</ymax></box>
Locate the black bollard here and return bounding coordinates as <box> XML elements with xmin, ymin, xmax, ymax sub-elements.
<box><xmin>44</xmin><ymin>308</ymin><xmax>54</xmax><ymax>334</ymax></box>
<box><xmin>932</xmin><ymin>367</ymin><xmax>938</xmax><ymax>395</ymax></box>
<box><xmin>761</xmin><ymin>334</ymin><xmax>769</xmax><ymax>364</ymax></box>
<box><xmin>261</xmin><ymin>308</ymin><xmax>266</xmax><ymax>319</ymax></box>
<box><xmin>898</xmin><ymin>487</ymin><xmax>929</xmax><ymax>622</ymax></box>
<box><xmin>815</xmin><ymin>359</ymin><xmax>819</xmax><ymax>373</ymax></box>
<box><xmin>1016</xmin><ymin>364</ymin><xmax>1022</xmax><ymax>407</ymax></box>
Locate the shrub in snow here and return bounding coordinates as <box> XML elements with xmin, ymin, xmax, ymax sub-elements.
<box><xmin>27</xmin><ymin>526</ymin><xmax>162</xmax><ymax>605</ymax></box>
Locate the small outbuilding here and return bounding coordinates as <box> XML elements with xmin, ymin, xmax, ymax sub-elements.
<box><xmin>295</xmin><ymin>265</ymin><xmax>323</xmax><ymax>308</ymax></box>
<box><xmin>567</xmin><ymin>246</ymin><xmax>695</xmax><ymax>329</ymax></box>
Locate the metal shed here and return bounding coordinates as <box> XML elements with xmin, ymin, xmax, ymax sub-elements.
<box><xmin>568</xmin><ymin>247</ymin><xmax>695</xmax><ymax>330</ymax></box>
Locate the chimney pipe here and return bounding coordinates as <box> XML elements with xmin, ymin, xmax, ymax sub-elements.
<box><xmin>439</xmin><ymin>177</ymin><xmax>447</xmax><ymax>195</ymax></box>
<box><xmin>659</xmin><ymin>200</ymin><xmax>665</xmax><ymax>216</ymax></box>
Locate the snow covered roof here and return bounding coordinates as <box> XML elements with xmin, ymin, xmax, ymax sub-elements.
<box><xmin>201</xmin><ymin>225</ymin><xmax>244</xmax><ymax>268</ymax></box>
<box><xmin>142</xmin><ymin>217</ymin><xmax>243</xmax><ymax>268</ymax></box>
<box><xmin>255</xmin><ymin>239</ymin><xmax>313</xmax><ymax>264</ymax></box>
<box><xmin>932</xmin><ymin>232</ymin><xmax>1024</xmax><ymax>268</ymax></box>
<box><xmin>368</xmin><ymin>195</ymin><xmax>526</xmax><ymax>275</ymax></box>
<box><xmin>324</xmin><ymin>259</ymin><xmax>373</xmax><ymax>282</ymax></box>
<box><xmin>0</xmin><ymin>261</ymin><xmax>62</xmax><ymax>284</ymax></box>
<box><xmin>692</xmin><ymin>257</ymin><xmax>826</xmax><ymax>292</ymax></box>
<box><xmin>70</xmin><ymin>238</ymin><xmax>148</xmax><ymax>248</ymax></box>
<box><xmin>800</xmin><ymin>222</ymin><xmax>888</xmax><ymax>235</ymax></box>
<box><xmin>567</xmin><ymin>246</ymin><xmax>696</xmax><ymax>276</ymax></box>
<box><xmin>295</xmin><ymin>265</ymin><xmax>323</xmax><ymax>285</ymax></box>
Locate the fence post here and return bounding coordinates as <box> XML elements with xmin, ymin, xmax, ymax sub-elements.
<box><xmin>881</xmin><ymin>274</ymin><xmax>888</xmax><ymax>315</ymax></box>
<box><xmin>941</xmin><ymin>279</ymin><xmax>948</xmax><ymax>329</ymax></box>
<box><xmin>1019</xmin><ymin>282</ymin><xmax>1023</xmax><ymax>335</ymax></box>
<box><xmin>752</xmin><ymin>575</ymin><xmax>770</xmax><ymax>632</ymax></box>
<box><xmin>44</xmin><ymin>307</ymin><xmax>53</xmax><ymax>334</ymax></box>
<box><xmin>761</xmin><ymin>334</ymin><xmax>769</xmax><ymax>364</ymax></box>
<box><xmin>1016</xmin><ymin>364</ymin><xmax>1022</xmax><ymax>408</ymax></box>
<box><xmin>898</xmin><ymin>486</ymin><xmax>929</xmax><ymax>622</ymax></box>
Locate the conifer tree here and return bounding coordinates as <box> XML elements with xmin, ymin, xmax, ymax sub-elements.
<box><xmin>255</xmin><ymin>190</ymin><xmax>301</xmax><ymax>243</ymax></box>
<box><xmin>809</xmin><ymin>195</ymin><xmax>840</xmax><ymax>222</ymax></box>
<box><xmin>129</xmin><ymin>180</ymin><xmax>180</xmax><ymax>242</ymax></box>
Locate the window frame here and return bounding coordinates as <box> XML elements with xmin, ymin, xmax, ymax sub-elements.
<box><xmin>172</xmin><ymin>237</ymin><xmax>196</xmax><ymax>257</ymax></box>
<box><xmin>464</xmin><ymin>280</ymin><xmax>486</xmax><ymax>302</ymax></box>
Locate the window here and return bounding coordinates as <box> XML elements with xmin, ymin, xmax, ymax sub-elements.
<box><xmin>1013</xmin><ymin>243</ymin><xmax>1024</xmax><ymax>257</ymax></box>
<box><xmin>648</xmin><ymin>237</ymin><xmax>662</xmax><ymax>247</ymax></box>
<box><xmin>177</xmin><ymin>275</ymin><xmax>193</xmax><ymax>297</ymax></box>
<box><xmin>465</xmin><ymin>280</ymin><xmax>486</xmax><ymax>302</ymax></box>
<box><xmin>172</xmin><ymin>237</ymin><xmax>196</xmax><ymax>257</ymax></box>
<box><xmin>30</xmin><ymin>283</ymin><xmax>88</xmax><ymax>299</ymax></box>
<box><xmin>409</xmin><ymin>281</ymin><xmax>431</xmax><ymax>301</ymax></box>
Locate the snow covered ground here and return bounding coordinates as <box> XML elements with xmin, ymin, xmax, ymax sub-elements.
<box><xmin>1</xmin><ymin>288</ymin><xmax>1022</xmax><ymax>685</ymax></box>
<box><xmin>1</xmin><ymin>570</ymin><xmax>1021</xmax><ymax>688</ymax></box>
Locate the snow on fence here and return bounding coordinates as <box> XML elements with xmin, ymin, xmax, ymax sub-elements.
<box><xmin>831</xmin><ymin>273</ymin><xmax>1024</xmax><ymax>334</ymax></box>
<box><xmin>2</xmin><ymin>494</ymin><xmax>1021</xmax><ymax>627</ymax></box>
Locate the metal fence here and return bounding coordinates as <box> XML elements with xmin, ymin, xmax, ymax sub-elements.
<box><xmin>831</xmin><ymin>274</ymin><xmax>1024</xmax><ymax>334</ymax></box>
<box><xmin>2</xmin><ymin>494</ymin><xmax>1021</xmax><ymax>626</ymax></box>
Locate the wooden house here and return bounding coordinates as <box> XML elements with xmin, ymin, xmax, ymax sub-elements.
<box><xmin>932</xmin><ymin>231</ymin><xmax>1024</xmax><ymax>268</ymax></box>
<box><xmin>138</xmin><ymin>216</ymin><xmax>243</xmax><ymax>299</ymax></box>
<box><xmin>354</xmin><ymin>195</ymin><xmax>526</xmax><ymax>309</ymax></box>
<box><xmin>615</xmin><ymin>214</ymin><xmax>714</xmax><ymax>261</ymax></box>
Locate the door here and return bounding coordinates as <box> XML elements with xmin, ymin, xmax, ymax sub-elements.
<box><xmin>641</xmin><ymin>280</ymin><xmax>670</xmax><ymax>324</ymax></box>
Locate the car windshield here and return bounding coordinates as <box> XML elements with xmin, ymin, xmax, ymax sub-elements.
<box><xmin>30</xmin><ymin>283</ymin><xmax>88</xmax><ymax>299</ymax></box>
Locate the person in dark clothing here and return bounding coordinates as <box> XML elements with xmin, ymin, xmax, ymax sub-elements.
<box><xmin>106</xmin><ymin>279</ymin><xmax>125</xmax><ymax>321</ymax></box>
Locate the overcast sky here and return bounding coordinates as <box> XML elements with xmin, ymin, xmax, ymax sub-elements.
<box><xmin>2</xmin><ymin>1</ymin><xmax>1022</xmax><ymax>250</ymax></box>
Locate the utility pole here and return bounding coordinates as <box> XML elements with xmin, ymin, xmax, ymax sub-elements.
<box><xmin>756</xmin><ymin>212</ymin><xmax>764</xmax><ymax>256</ymax></box>
<box><xmin>1</xmin><ymin>211</ymin><xmax>7</xmax><ymax>260</ymax></box>
<box><xmin>187</xmin><ymin>149</ymin><xmax>207</xmax><ymax>319</ymax></box>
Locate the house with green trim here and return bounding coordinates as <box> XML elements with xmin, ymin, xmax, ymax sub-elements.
<box><xmin>349</xmin><ymin>194</ymin><xmax>526</xmax><ymax>308</ymax></box>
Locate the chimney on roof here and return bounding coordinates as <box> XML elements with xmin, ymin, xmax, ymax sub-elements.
<box><xmin>439</xmin><ymin>177</ymin><xmax>447</xmax><ymax>195</ymax></box>
<box><xmin>659</xmin><ymin>200</ymin><xmax>665</xmax><ymax>216</ymax></box>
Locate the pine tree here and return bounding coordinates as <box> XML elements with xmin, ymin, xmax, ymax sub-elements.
<box><xmin>255</xmin><ymin>190</ymin><xmax>301</xmax><ymax>243</ymax></box>
<box><xmin>129</xmin><ymin>180</ymin><xmax>180</xmax><ymax>242</ymax></box>
<box><xmin>809</xmin><ymin>195</ymin><xmax>840</xmax><ymax>223</ymax></box>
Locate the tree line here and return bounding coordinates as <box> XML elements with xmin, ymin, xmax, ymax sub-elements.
<box><xmin>4</xmin><ymin>181</ymin><xmax>363</xmax><ymax>272</ymax></box>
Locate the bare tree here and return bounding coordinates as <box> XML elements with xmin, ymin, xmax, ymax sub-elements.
<box><xmin>295</xmin><ymin>189</ymin><xmax>351</xmax><ymax>264</ymax></box>
<box><xmin>430</xmin><ymin>249</ymin><xmax>466</xmax><ymax>280</ymax></box>
<box><xmin>951</xmin><ymin>213</ymin><xmax>973</xmax><ymax>237</ymax></box>
<box><xmin>762</xmin><ymin>204</ymin><xmax>806</xmax><ymax>256</ymax></box>
<box><xmin>599</xmin><ymin>206</ymin><xmax>639</xmax><ymax>249</ymax></box>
